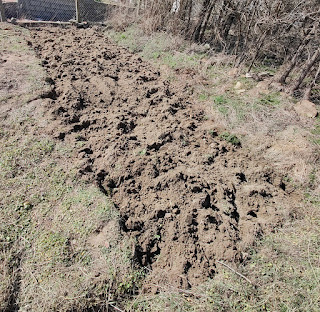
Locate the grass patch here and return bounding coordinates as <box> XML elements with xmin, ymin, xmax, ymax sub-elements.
<box><xmin>0</xmin><ymin>27</ymin><xmax>30</xmax><ymax>53</ymax></box>
<box><xmin>219</xmin><ymin>132</ymin><xmax>241</xmax><ymax>146</ymax></box>
<box><xmin>212</xmin><ymin>94</ymin><xmax>248</xmax><ymax>122</ymax></box>
<box><xmin>0</xmin><ymin>26</ymin><xmax>138</xmax><ymax>311</ymax></box>
<box><xmin>108</xmin><ymin>25</ymin><xmax>206</xmax><ymax>71</ymax></box>
<box><xmin>0</xmin><ymin>129</ymin><xmax>137</xmax><ymax>311</ymax></box>
<box><xmin>161</xmin><ymin>51</ymin><xmax>205</xmax><ymax>70</ymax></box>
<box><xmin>199</xmin><ymin>93</ymin><xmax>209</xmax><ymax>101</ymax></box>
<box><xmin>0</xmin><ymin>25</ymin><xmax>48</xmax><ymax>101</ymax></box>
<box><xmin>256</xmin><ymin>92</ymin><xmax>281</xmax><ymax>107</ymax></box>
<box><xmin>311</xmin><ymin>116</ymin><xmax>320</xmax><ymax>146</ymax></box>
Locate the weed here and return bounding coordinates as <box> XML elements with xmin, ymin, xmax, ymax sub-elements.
<box><xmin>208</xmin><ymin>129</ymin><xmax>218</xmax><ymax>137</ymax></box>
<box><xmin>219</xmin><ymin>132</ymin><xmax>241</xmax><ymax>146</ymax></box>
<box><xmin>118</xmin><ymin>271</ymin><xmax>145</xmax><ymax>295</ymax></box>
<box><xmin>256</xmin><ymin>92</ymin><xmax>281</xmax><ymax>107</ymax></box>
<box><xmin>309</xmin><ymin>169</ymin><xmax>316</xmax><ymax>187</ymax></box>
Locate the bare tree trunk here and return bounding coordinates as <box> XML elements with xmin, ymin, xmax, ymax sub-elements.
<box><xmin>276</xmin><ymin>25</ymin><xmax>315</xmax><ymax>84</ymax></box>
<box><xmin>0</xmin><ymin>0</ymin><xmax>6</xmax><ymax>22</ymax></box>
<box><xmin>247</xmin><ymin>32</ymin><xmax>267</xmax><ymax>72</ymax></box>
<box><xmin>192</xmin><ymin>0</ymin><xmax>211</xmax><ymax>42</ymax></box>
<box><xmin>199</xmin><ymin>1</ymin><xmax>215</xmax><ymax>43</ymax></box>
<box><xmin>290</xmin><ymin>48</ymin><xmax>320</xmax><ymax>93</ymax></box>
<box><xmin>136</xmin><ymin>0</ymin><xmax>141</xmax><ymax>16</ymax></box>
<box><xmin>303</xmin><ymin>61</ymin><xmax>320</xmax><ymax>100</ymax></box>
<box><xmin>186</xmin><ymin>0</ymin><xmax>193</xmax><ymax>34</ymax></box>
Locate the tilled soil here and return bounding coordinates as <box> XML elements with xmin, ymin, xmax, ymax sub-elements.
<box><xmin>29</xmin><ymin>26</ymin><xmax>293</xmax><ymax>288</ymax></box>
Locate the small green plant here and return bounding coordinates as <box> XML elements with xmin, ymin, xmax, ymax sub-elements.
<box><xmin>309</xmin><ymin>169</ymin><xmax>317</xmax><ymax>187</ymax></box>
<box><xmin>213</xmin><ymin>95</ymin><xmax>228</xmax><ymax>105</ymax></box>
<box><xmin>199</xmin><ymin>93</ymin><xmax>209</xmax><ymax>101</ymax></box>
<box><xmin>212</xmin><ymin>95</ymin><xmax>230</xmax><ymax>116</ymax></box>
<box><xmin>219</xmin><ymin>132</ymin><xmax>241</xmax><ymax>146</ymax></box>
<box><xmin>208</xmin><ymin>129</ymin><xmax>218</xmax><ymax>137</ymax></box>
<box><xmin>118</xmin><ymin>270</ymin><xmax>145</xmax><ymax>294</ymax></box>
<box><xmin>257</xmin><ymin>92</ymin><xmax>281</xmax><ymax>107</ymax></box>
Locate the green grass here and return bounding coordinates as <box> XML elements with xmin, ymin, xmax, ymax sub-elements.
<box><xmin>160</xmin><ymin>51</ymin><xmax>205</xmax><ymax>70</ymax></box>
<box><xmin>199</xmin><ymin>93</ymin><xmax>209</xmax><ymax>101</ymax></box>
<box><xmin>219</xmin><ymin>132</ymin><xmax>241</xmax><ymax>146</ymax></box>
<box><xmin>311</xmin><ymin>116</ymin><xmax>320</xmax><ymax>145</ymax></box>
<box><xmin>108</xmin><ymin>25</ymin><xmax>206</xmax><ymax>71</ymax></box>
<box><xmin>211</xmin><ymin>94</ymin><xmax>248</xmax><ymax>122</ymax></box>
<box><xmin>209</xmin><ymin>91</ymin><xmax>282</xmax><ymax>126</ymax></box>
<box><xmin>256</xmin><ymin>92</ymin><xmax>281</xmax><ymax>107</ymax></box>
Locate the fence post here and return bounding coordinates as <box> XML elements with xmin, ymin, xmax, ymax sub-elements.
<box><xmin>75</xmin><ymin>0</ymin><xmax>80</xmax><ymax>23</ymax></box>
<box><xmin>0</xmin><ymin>0</ymin><xmax>6</xmax><ymax>22</ymax></box>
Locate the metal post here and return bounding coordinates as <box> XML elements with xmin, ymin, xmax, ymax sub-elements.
<box><xmin>0</xmin><ymin>0</ymin><xmax>6</xmax><ymax>22</ymax></box>
<box><xmin>75</xmin><ymin>0</ymin><xmax>80</xmax><ymax>23</ymax></box>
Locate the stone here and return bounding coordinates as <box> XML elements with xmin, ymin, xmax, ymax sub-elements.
<box><xmin>256</xmin><ymin>81</ymin><xmax>269</xmax><ymax>94</ymax></box>
<box><xmin>234</xmin><ymin>81</ymin><xmax>243</xmax><ymax>90</ymax></box>
<box><xmin>294</xmin><ymin>100</ymin><xmax>318</xmax><ymax>118</ymax></box>
<box><xmin>228</xmin><ymin>68</ymin><xmax>239</xmax><ymax>78</ymax></box>
<box><xmin>270</xmin><ymin>82</ymin><xmax>284</xmax><ymax>92</ymax></box>
<box><xmin>235</xmin><ymin>89</ymin><xmax>246</xmax><ymax>94</ymax></box>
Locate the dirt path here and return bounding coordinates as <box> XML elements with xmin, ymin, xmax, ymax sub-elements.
<box><xmin>29</xmin><ymin>26</ymin><xmax>295</xmax><ymax>288</ymax></box>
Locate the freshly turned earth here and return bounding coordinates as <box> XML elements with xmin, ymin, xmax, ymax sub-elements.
<box><xmin>30</xmin><ymin>26</ymin><xmax>291</xmax><ymax>288</ymax></box>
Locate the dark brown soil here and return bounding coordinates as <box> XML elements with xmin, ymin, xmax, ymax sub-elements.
<box><xmin>29</xmin><ymin>26</ymin><xmax>293</xmax><ymax>289</ymax></box>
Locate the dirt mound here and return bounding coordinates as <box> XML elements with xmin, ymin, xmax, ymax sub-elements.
<box><xmin>30</xmin><ymin>26</ymin><xmax>292</xmax><ymax>288</ymax></box>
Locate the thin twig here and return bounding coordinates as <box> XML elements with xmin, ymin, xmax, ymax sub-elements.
<box><xmin>146</xmin><ymin>283</ymin><xmax>209</xmax><ymax>299</ymax></box>
<box><xmin>109</xmin><ymin>303</ymin><xmax>125</xmax><ymax>312</ymax></box>
<box><xmin>217</xmin><ymin>260</ymin><xmax>253</xmax><ymax>284</ymax></box>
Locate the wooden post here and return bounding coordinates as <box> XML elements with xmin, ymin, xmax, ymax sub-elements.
<box><xmin>136</xmin><ymin>0</ymin><xmax>141</xmax><ymax>17</ymax></box>
<box><xmin>0</xmin><ymin>0</ymin><xmax>6</xmax><ymax>22</ymax></box>
<box><xmin>75</xmin><ymin>0</ymin><xmax>80</xmax><ymax>23</ymax></box>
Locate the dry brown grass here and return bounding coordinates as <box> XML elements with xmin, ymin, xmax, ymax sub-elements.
<box><xmin>0</xmin><ymin>24</ymin><xmax>140</xmax><ymax>312</ymax></box>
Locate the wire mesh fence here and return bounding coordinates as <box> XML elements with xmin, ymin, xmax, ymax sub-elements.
<box><xmin>1</xmin><ymin>0</ymin><xmax>135</xmax><ymax>22</ymax></box>
<box><xmin>19</xmin><ymin>0</ymin><xmax>75</xmax><ymax>21</ymax></box>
